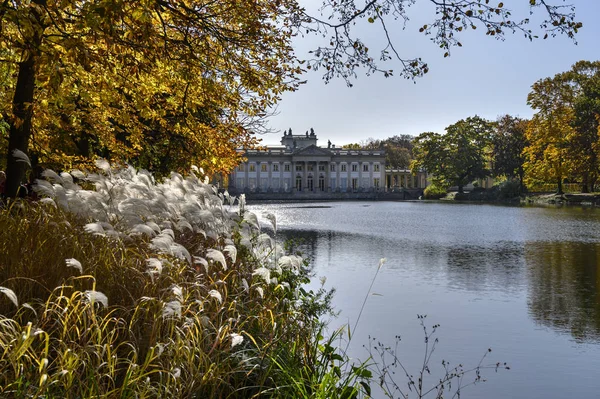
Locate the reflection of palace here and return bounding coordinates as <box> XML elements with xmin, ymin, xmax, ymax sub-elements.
<box><xmin>228</xmin><ymin>129</ymin><xmax>427</xmax><ymax>195</ymax></box>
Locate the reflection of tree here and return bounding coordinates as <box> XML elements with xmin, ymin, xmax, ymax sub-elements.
<box><xmin>526</xmin><ymin>241</ymin><xmax>600</xmax><ymax>342</ymax></box>
<box><xmin>444</xmin><ymin>243</ymin><xmax>525</xmax><ymax>293</ymax></box>
<box><xmin>278</xmin><ymin>229</ymin><xmax>321</xmax><ymax>264</ymax></box>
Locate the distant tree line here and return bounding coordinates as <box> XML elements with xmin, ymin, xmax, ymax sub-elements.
<box><xmin>344</xmin><ymin>60</ymin><xmax>600</xmax><ymax>195</ymax></box>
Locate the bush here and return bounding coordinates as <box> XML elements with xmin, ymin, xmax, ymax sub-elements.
<box><xmin>0</xmin><ymin>163</ymin><xmax>348</xmax><ymax>398</ymax></box>
<box><xmin>496</xmin><ymin>179</ymin><xmax>522</xmax><ymax>199</ymax></box>
<box><xmin>423</xmin><ymin>183</ymin><xmax>448</xmax><ymax>199</ymax></box>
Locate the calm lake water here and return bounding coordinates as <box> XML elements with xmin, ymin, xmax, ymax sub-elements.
<box><xmin>248</xmin><ymin>201</ymin><xmax>600</xmax><ymax>399</ymax></box>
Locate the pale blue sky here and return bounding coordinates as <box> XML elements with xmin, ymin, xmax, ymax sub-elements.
<box><xmin>263</xmin><ymin>0</ymin><xmax>599</xmax><ymax>146</ymax></box>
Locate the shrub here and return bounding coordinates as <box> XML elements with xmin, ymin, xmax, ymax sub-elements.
<box><xmin>495</xmin><ymin>179</ymin><xmax>522</xmax><ymax>199</ymax></box>
<box><xmin>423</xmin><ymin>183</ymin><xmax>448</xmax><ymax>199</ymax></box>
<box><xmin>0</xmin><ymin>162</ymin><xmax>345</xmax><ymax>398</ymax></box>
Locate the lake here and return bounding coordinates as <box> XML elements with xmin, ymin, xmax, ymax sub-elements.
<box><xmin>247</xmin><ymin>201</ymin><xmax>600</xmax><ymax>399</ymax></box>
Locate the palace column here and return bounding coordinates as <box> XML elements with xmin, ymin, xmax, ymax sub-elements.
<box><xmin>292</xmin><ymin>161</ymin><xmax>297</xmax><ymax>191</ymax></box>
<box><xmin>347</xmin><ymin>163</ymin><xmax>351</xmax><ymax>191</ymax></box>
<box><xmin>325</xmin><ymin>161</ymin><xmax>331</xmax><ymax>192</ymax></box>
<box><xmin>335</xmin><ymin>162</ymin><xmax>340</xmax><ymax>191</ymax></box>
<box><xmin>369</xmin><ymin>162</ymin><xmax>374</xmax><ymax>189</ymax></box>
<box><xmin>303</xmin><ymin>161</ymin><xmax>308</xmax><ymax>191</ymax></box>
<box><xmin>268</xmin><ymin>161</ymin><xmax>272</xmax><ymax>191</ymax></box>
<box><xmin>244</xmin><ymin>161</ymin><xmax>249</xmax><ymax>189</ymax></box>
<box><xmin>358</xmin><ymin>162</ymin><xmax>363</xmax><ymax>189</ymax></box>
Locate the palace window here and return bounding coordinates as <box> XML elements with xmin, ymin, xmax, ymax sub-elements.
<box><xmin>284</xmin><ymin>164</ymin><xmax>290</xmax><ymax>172</ymax></box>
<box><xmin>249</xmin><ymin>164</ymin><xmax>256</xmax><ymax>172</ymax></box>
<box><xmin>273</xmin><ymin>164</ymin><xmax>279</xmax><ymax>172</ymax></box>
<box><xmin>296</xmin><ymin>165</ymin><xmax>303</xmax><ymax>172</ymax></box>
<box><xmin>352</xmin><ymin>178</ymin><xmax>358</xmax><ymax>190</ymax></box>
<box><xmin>363</xmin><ymin>164</ymin><xmax>369</xmax><ymax>172</ymax></box>
<box><xmin>237</xmin><ymin>164</ymin><xmax>245</xmax><ymax>172</ymax></box>
<box><xmin>374</xmin><ymin>164</ymin><xmax>380</xmax><ymax>172</ymax></box>
<box><xmin>318</xmin><ymin>164</ymin><xmax>326</xmax><ymax>172</ymax></box>
<box><xmin>261</xmin><ymin>164</ymin><xmax>267</xmax><ymax>172</ymax></box>
<box><xmin>352</xmin><ymin>164</ymin><xmax>358</xmax><ymax>172</ymax></box>
<box><xmin>308</xmin><ymin>164</ymin><xmax>314</xmax><ymax>172</ymax></box>
<box><xmin>341</xmin><ymin>164</ymin><xmax>347</xmax><ymax>172</ymax></box>
<box><xmin>330</xmin><ymin>164</ymin><xmax>336</xmax><ymax>172</ymax></box>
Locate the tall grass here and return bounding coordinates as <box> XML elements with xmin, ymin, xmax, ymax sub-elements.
<box><xmin>0</xmin><ymin>163</ymin><xmax>341</xmax><ymax>398</ymax></box>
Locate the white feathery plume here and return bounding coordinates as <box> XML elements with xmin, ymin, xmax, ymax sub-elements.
<box><xmin>84</xmin><ymin>290</ymin><xmax>108</xmax><ymax>307</ymax></box>
<box><xmin>176</xmin><ymin>219</ymin><xmax>193</xmax><ymax>233</ymax></box>
<box><xmin>65</xmin><ymin>258</ymin><xmax>83</xmax><ymax>274</ymax></box>
<box><xmin>193</xmin><ymin>256</ymin><xmax>209</xmax><ymax>274</ymax></box>
<box><xmin>33</xmin><ymin>179</ymin><xmax>55</xmax><ymax>198</ymax></box>
<box><xmin>145</xmin><ymin>222</ymin><xmax>161</xmax><ymax>234</ymax></box>
<box><xmin>162</xmin><ymin>300</ymin><xmax>182</xmax><ymax>318</ymax></box>
<box><xmin>84</xmin><ymin>223</ymin><xmax>105</xmax><ymax>236</ymax></box>
<box><xmin>264</xmin><ymin>212</ymin><xmax>277</xmax><ymax>233</ymax></box>
<box><xmin>41</xmin><ymin>169</ymin><xmax>63</xmax><ymax>184</ymax></box>
<box><xmin>223</xmin><ymin>245</ymin><xmax>237</xmax><ymax>264</ymax></box>
<box><xmin>208</xmin><ymin>289</ymin><xmax>222</xmax><ymax>304</ymax></box>
<box><xmin>70</xmin><ymin>169</ymin><xmax>86</xmax><ymax>179</ymax></box>
<box><xmin>130</xmin><ymin>224</ymin><xmax>157</xmax><ymax>237</ymax></box>
<box><xmin>257</xmin><ymin>233</ymin><xmax>274</xmax><ymax>249</ymax></box>
<box><xmin>95</xmin><ymin>158</ymin><xmax>111</xmax><ymax>172</ymax></box>
<box><xmin>230</xmin><ymin>333</ymin><xmax>244</xmax><ymax>349</ymax></box>
<box><xmin>52</xmin><ymin>185</ymin><xmax>69</xmax><ymax>210</ymax></box>
<box><xmin>238</xmin><ymin>194</ymin><xmax>246</xmax><ymax>214</ymax></box>
<box><xmin>12</xmin><ymin>149</ymin><xmax>31</xmax><ymax>167</ymax></box>
<box><xmin>252</xmin><ymin>267</ymin><xmax>271</xmax><ymax>285</ymax></box>
<box><xmin>150</xmin><ymin>231</ymin><xmax>174</xmax><ymax>252</ymax></box>
<box><xmin>170</xmin><ymin>243</ymin><xmax>191</xmax><ymax>264</ymax></box>
<box><xmin>0</xmin><ymin>286</ymin><xmax>18</xmax><ymax>308</ymax></box>
<box><xmin>243</xmin><ymin>212</ymin><xmax>259</xmax><ymax>230</ymax></box>
<box><xmin>146</xmin><ymin>258</ymin><xmax>163</xmax><ymax>278</ymax></box>
<box><xmin>206</xmin><ymin>249</ymin><xmax>227</xmax><ymax>271</ymax></box>
<box><xmin>254</xmin><ymin>286</ymin><xmax>264</xmax><ymax>299</ymax></box>
<box><xmin>39</xmin><ymin>197</ymin><xmax>56</xmax><ymax>208</ymax></box>
<box><xmin>241</xmin><ymin>278</ymin><xmax>249</xmax><ymax>293</ymax></box>
<box><xmin>172</xmin><ymin>285</ymin><xmax>183</xmax><ymax>301</ymax></box>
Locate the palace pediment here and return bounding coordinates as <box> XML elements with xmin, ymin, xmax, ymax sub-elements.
<box><xmin>292</xmin><ymin>145</ymin><xmax>332</xmax><ymax>158</ymax></box>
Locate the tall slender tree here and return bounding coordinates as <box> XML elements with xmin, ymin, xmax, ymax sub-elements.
<box><xmin>491</xmin><ymin>115</ymin><xmax>529</xmax><ymax>192</ymax></box>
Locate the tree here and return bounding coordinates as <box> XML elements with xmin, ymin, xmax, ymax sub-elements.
<box><xmin>411</xmin><ymin>131</ymin><xmax>448</xmax><ymax>186</ymax></box>
<box><xmin>0</xmin><ymin>0</ymin><xmax>583</xmax><ymax>197</ymax></box>
<box><xmin>0</xmin><ymin>0</ymin><xmax>302</xmax><ymax>197</ymax></box>
<box><xmin>412</xmin><ymin>116</ymin><xmax>494</xmax><ymax>193</ymax></box>
<box><xmin>525</xmin><ymin>77</ymin><xmax>576</xmax><ymax>194</ymax></box>
<box><xmin>361</xmin><ymin>135</ymin><xmax>414</xmax><ymax>169</ymax></box>
<box><xmin>491</xmin><ymin>115</ymin><xmax>529</xmax><ymax>192</ymax></box>
<box><xmin>564</xmin><ymin>61</ymin><xmax>600</xmax><ymax>192</ymax></box>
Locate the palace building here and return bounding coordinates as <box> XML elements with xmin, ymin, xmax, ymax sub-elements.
<box><xmin>228</xmin><ymin>129</ymin><xmax>387</xmax><ymax>194</ymax></box>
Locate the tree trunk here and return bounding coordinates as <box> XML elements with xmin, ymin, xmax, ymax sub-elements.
<box><xmin>557</xmin><ymin>178</ymin><xmax>563</xmax><ymax>195</ymax></box>
<box><xmin>458</xmin><ymin>185</ymin><xmax>464</xmax><ymax>194</ymax></box>
<box><xmin>4</xmin><ymin>6</ymin><xmax>44</xmax><ymax>198</ymax></box>
<box><xmin>581</xmin><ymin>173</ymin><xmax>590</xmax><ymax>193</ymax></box>
<box><xmin>5</xmin><ymin>57</ymin><xmax>37</xmax><ymax>198</ymax></box>
<box><xmin>518</xmin><ymin>170</ymin><xmax>525</xmax><ymax>194</ymax></box>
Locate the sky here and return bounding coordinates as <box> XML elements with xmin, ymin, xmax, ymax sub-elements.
<box><xmin>261</xmin><ymin>0</ymin><xmax>600</xmax><ymax>147</ymax></box>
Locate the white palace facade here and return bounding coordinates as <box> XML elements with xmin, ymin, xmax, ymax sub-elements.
<box><xmin>229</xmin><ymin>129</ymin><xmax>387</xmax><ymax>194</ymax></box>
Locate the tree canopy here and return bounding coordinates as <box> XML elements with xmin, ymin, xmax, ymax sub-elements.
<box><xmin>0</xmin><ymin>0</ymin><xmax>583</xmax><ymax>197</ymax></box>
<box><xmin>525</xmin><ymin>61</ymin><xmax>600</xmax><ymax>193</ymax></box>
<box><xmin>412</xmin><ymin>116</ymin><xmax>494</xmax><ymax>193</ymax></box>
<box><xmin>491</xmin><ymin>115</ymin><xmax>529</xmax><ymax>191</ymax></box>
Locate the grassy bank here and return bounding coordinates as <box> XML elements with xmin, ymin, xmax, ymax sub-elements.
<box><xmin>0</xmin><ymin>164</ymin><xmax>370</xmax><ymax>398</ymax></box>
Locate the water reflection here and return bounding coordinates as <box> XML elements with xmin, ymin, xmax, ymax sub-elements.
<box><xmin>526</xmin><ymin>241</ymin><xmax>600</xmax><ymax>342</ymax></box>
